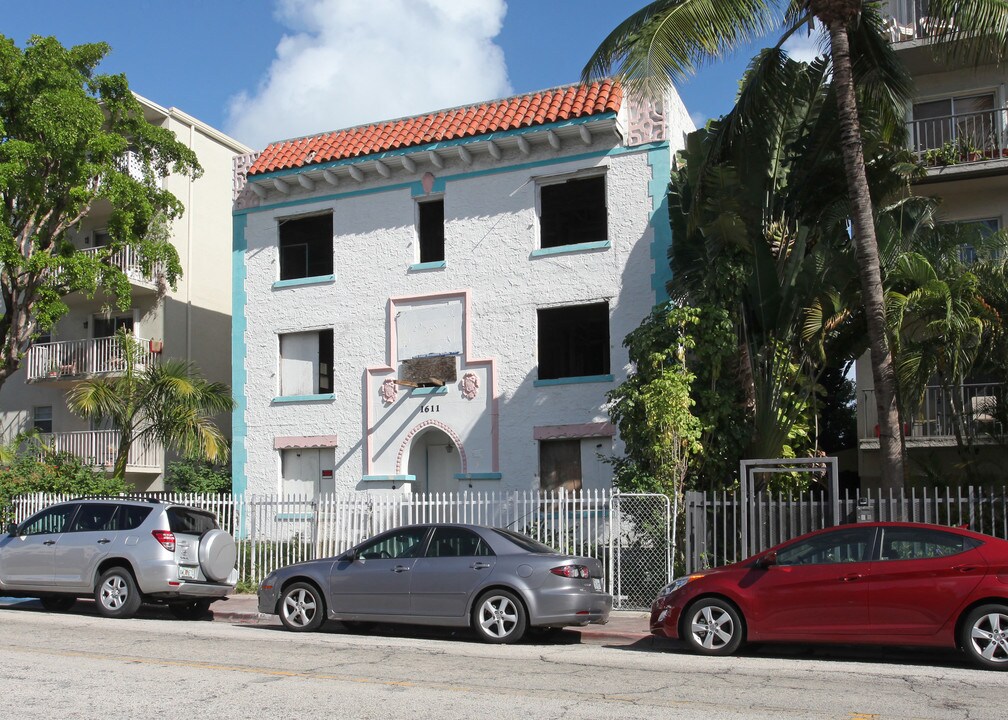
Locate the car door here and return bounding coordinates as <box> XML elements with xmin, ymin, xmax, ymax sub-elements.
<box><xmin>329</xmin><ymin>526</ymin><xmax>431</xmax><ymax>616</ymax></box>
<box><xmin>54</xmin><ymin>503</ymin><xmax>120</xmax><ymax>588</ymax></box>
<box><xmin>0</xmin><ymin>504</ymin><xmax>78</xmax><ymax>588</ymax></box>
<box><xmin>748</xmin><ymin>526</ymin><xmax>877</xmax><ymax>639</ymax></box>
<box><xmin>869</xmin><ymin>526</ymin><xmax>987</xmax><ymax>635</ymax></box>
<box><xmin>410</xmin><ymin>527</ymin><xmax>496</xmax><ymax>618</ymax></box>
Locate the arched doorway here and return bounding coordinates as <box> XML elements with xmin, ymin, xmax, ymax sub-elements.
<box><xmin>406</xmin><ymin>428</ymin><xmax>461</xmax><ymax>494</ymax></box>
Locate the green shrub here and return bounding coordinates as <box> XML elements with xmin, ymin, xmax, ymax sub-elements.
<box><xmin>164</xmin><ymin>458</ymin><xmax>231</xmax><ymax>494</ymax></box>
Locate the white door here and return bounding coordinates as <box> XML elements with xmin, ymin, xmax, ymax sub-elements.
<box><xmin>281</xmin><ymin>449</ymin><xmax>320</xmax><ymax>496</ymax></box>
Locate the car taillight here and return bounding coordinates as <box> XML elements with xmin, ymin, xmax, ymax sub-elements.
<box><xmin>151</xmin><ymin>529</ymin><xmax>176</xmax><ymax>552</ymax></box>
<box><xmin>550</xmin><ymin>564</ymin><xmax>590</xmax><ymax>579</ymax></box>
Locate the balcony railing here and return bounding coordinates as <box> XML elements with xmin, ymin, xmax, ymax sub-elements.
<box><xmin>908</xmin><ymin>106</ymin><xmax>1008</xmax><ymax>168</ymax></box>
<box><xmin>26</xmin><ymin>336</ymin><xmax>155</xmax><ymax>381</ymax></box>
<box><xmin>80</xmin><ymin>246</ymin><xmax>164</xmax><ymax>287</ymax></box>
<box><xmin>882</xmin><ymin>1</ymin><xmax>956</xmax><ymax>43</ymax></box>
<box><xmin>115</xmin><ymin>150</ymin><xmax>162</xmax><ymax>189</ymax></box>
<box><xmin>38</xmin><ymin>430</ymin><xmax>163</xmax><ymax>471</ymax></box>
<box><xmin>860</xmin><ymin>383</ymin><xmax>1005</xmax><ymax>441</ymax></box>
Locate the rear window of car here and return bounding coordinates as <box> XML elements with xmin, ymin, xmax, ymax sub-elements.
<box><xmin>166</xmin><ymin>507</ymin><xmax>219</xmax><ymax>535</ymax></box>
<box><xmin>491</xmin><ymin>528</ymin><xmax>556</xmax><ymax>554</ymax></box>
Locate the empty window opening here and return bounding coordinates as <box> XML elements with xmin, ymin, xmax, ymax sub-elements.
<box><xmin>539</xmin><ymin>175</ymin><xmax>607</xmax><ymax>249</ymax></box>
<box><xmin>280</xmin><ymin>329</ymin><xmax>334</xmax><ymax>396</ymax></box>
<box><xmin>417</xmin><ymin>199</ymin><xmax>445</xmax><ymax>263</ymax></box>
<box><xmin>537</xmin><ymin>303</ymin><xmax>610</xmax><ymax>380</ymax></box>
<box><xmin>279</xmin><ymin>213</ymin><xmax>333</xmax><ymax>280</ymax></box>
<box><xmin>539</xmin><ymin>439</ymin><xmax>583</xmax><ymax>492</ymax></box>
<box><xmin>400</xmin><ymin>354</ymin><xmax>457</xmax><ymax>388</ymax></box>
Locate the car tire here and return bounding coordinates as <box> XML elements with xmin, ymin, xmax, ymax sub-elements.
<box><xmin>472</xmin><ymin>589</ymin><xmax>527</xmax><ymax>644</ymax></box>
<box><xmin>94</xmin><ymin>567</ymin><xmax>142</xmax><ymax>619</ymax></box>
<box><xmin>169</xmin><ymin>600</ymin><xmax>213</xmax><ymax>621</ymax></box>
<box><xmin>960</xmin><ymin>604</ymin><xmax>1008</xmax><ymax>670</ymax></box>
<box><xmin>40</xmin><ymin>596</ymin><xmax>76</xmax><ymax>613</ymax></box>
<box><xmin>198</xmin><ymin>529</ymin><xmax>237</xmax><ymax>582</ymax></box>
<box><xmin>682</xmin><ymin>598</ymin><xmax>744</xmax><ymax>656</ymax></box>
<box><xmin>279</xmin><ymin>582</ymin><xmax>325</xmax><ymax>632</ymax></box>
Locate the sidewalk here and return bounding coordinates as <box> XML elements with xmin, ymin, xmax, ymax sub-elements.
<box><xmin>213</xmin><ymin>593</ymin><xmax>653</xmax><ymax>642</ymax></box>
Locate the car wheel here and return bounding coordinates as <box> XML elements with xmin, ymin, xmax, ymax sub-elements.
<box><xmin>40</xmin><ymin>596</ymin><xmax>76</xmax><ymax>612</ymax></box>
<box><xmin>94</xmin><ymin>567</ymin><xmax>142</xmax><ymax>619</ymax></box>
<box><xmin>472</xmin><ymin>589</ymin><xmax>526</xmax><ymax>644</ymax></box>
<box><xmin>960</xmin><ymin>604</ymin><xmax>1008</xmax><ymax>670</ymax></box>
<box><xmin>279</xmin><ymin>582</ymin><xmax>325</xmax><ymax>632</ymax></box>
<box><xmin>169</xmin><ymin>600</ymin><xmax>213</xmax><ymax>621</ymax></box>
<box><xmin>683</xmin><ymin>598</ymin><xmax>744</xmax><ymax>656</ymax></box>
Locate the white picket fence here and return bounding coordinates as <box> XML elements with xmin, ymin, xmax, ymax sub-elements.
<box><xmin>10</xmin><ymin>490</ymin><xmax>670</xmax><ymax>610</ymax></box>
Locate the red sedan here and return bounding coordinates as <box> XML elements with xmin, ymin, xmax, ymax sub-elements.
<box><xmin>651</xmin><ymin>522</ymin><xmax>1008</xmax><ymax>669</ymax></box>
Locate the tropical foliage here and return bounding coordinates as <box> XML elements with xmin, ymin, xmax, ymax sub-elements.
<box><xmin>164</xmin><ymin>458</ymin><xmax>232</xmax><ymax>494</ymax></box>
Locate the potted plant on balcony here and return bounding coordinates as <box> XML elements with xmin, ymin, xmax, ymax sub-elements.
<box><xmin>923</xmin><ymin>140</ymin><xmax>959</xmax><ymax>167</ymax></box>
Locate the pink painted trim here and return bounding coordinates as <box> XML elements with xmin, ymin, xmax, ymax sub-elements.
<box><xmin>533</xmin><ymin>423</ymin><xmax>616</xmax><ymax>441</ymax></box>
<box><xmin>274</xmin><ymin>435</ymin><xmax>339</xmax><ymax>449</ymax></box>
<box><xmin>395</xmin><ymin>420</ymin><xmax>468</xmax><ymax>474</ymax></box>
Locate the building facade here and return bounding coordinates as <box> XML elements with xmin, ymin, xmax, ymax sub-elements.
<box><xmin>233</xmin><ymin>81</ymin><xmax>693</xmax><ymax>497</ymax></box>
<box><xmin>0</xmin><ymin>95</ymin><xmax>249</xmax><ymax>489</ymax></box>
<box><xmin>856</xmin><ymin>5</ymin><xmax>1008</xmax><ymax>484</ymax></box>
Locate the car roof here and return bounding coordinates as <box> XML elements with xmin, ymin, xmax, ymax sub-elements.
<box><xmin>777</xmin><ymin>521</ymin><xmax>1000</xmax><ymax>544</ymax></box>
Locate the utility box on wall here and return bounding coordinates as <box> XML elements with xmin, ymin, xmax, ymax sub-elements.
<box><xmin>856</xmin><ymin>497</ymin><xmax>875</xmax><ymax>523</ymax></box>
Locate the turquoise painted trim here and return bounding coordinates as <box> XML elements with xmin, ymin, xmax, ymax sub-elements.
<box><xmin>250</xmin><ymin>114</ymin><xmax>619</xmax><ymax>183</ymax></box>
<box><xmin>530</xmin><ymin>240</ymin><xmax>610</xmax><ymax>258</ymax></box>
<box><xmin>362</xmin><ymin>474</ymin><xmax>417</xmax><ymax>483</ymax></box>
<box><xmin>411</xmin><ymin>178</ymin><xmax>447</xmax><ymax>197</ymax></box>
<box><xmin>411</xmin><ymin>386</ymin><xmax>448</xmax><ymax>396</ymax></box>
<box><xmin>408</xmin><ymin>260</ymin><xmax>446</xmax><ymax>272</ymax></box>
<box><xmin>231</xmin><ymin>214</ymin><xmax>249</xmax><ymax>505</ymax></box>
<box><xmin>272</xmin><ymin>274</ymin><xmax>335</xmax><ymax>289</ymax></box>
<box><xmin>272</xmin><ymin>393</ymin><xmax>336</xmax><ymax>403</ymax></box>
<box><xmin>533</xmin><ymin>374</ymin><xmax>615</xmax><ymax>387</ymax></box>
<box><xmin>647</xmin><ymin>145</ymin><xmax>673</xmax><ymax>303</ymax></box>
<box><xmin>234</xmin><ymin>142</ymin><xmax>667</xmax><ymax>218</ymax></box>
<box><xmin>454</xmin><ymin>473</ymin><xmax>503</xmax><ymax>481</ymax></box>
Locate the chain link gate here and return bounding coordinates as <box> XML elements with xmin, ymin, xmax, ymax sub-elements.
<box><xmin>609</xmin><ymin>493</ymin><xmax>671</xmax><ymax>610</ymax></box>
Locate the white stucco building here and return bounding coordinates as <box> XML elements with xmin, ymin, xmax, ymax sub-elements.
<box><xmin>0</xmin><ymin>95</ymin><xmax>249</xmax><ymax>489</ymax></box>
<box><xmin>232</xmin><ymin>81</ymin><xmax>693</xmax><ymax>497</ymax></box>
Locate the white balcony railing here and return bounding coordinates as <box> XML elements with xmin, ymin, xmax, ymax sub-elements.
<box><xmin>26</xmin><ymin>336</ymin><xmax>156</xmax><ymax>381</ymax></box>
<box><xmin>882</xmin><ymin>1</ymin><xmax>956</xmax><ymax>43</ymax></box>
<box><xmin>909</xmin><ymin>106</ymin><xmax>1008</xmax><ymax>167</ymax></box>
<box><xmin>861</xmin><ymin>383</ymin><xmax>1005</xmax><ymax>440</ymax></box>
<box><xmin>39</xmin><ymin>430</ymin><xmax>163</xmax><ymax>471</ymax></box>
<box><xmin>80</xmin><ymin>245</ymin><xmax>164</xmax><ymax>286</ymax></box>
<box><xmin>115</xmin><ymin>150</ymin><xmax>162</xmax><ymax>188</ymax></box>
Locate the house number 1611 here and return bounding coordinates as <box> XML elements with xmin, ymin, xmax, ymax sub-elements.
<box><xmin>422</xmin><ymin>404</ymin><xmax>440</xmax><ymax>413</ymax></box>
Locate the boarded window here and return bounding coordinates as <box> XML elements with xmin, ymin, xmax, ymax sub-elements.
<box><xmin>279</xmin><ymin>213</ymin><xmax>333</xmax><ymax>280</ymax></box>
<box><xmin>537</xmin><ymin>302</ymin><xmax>610</xmax><ymax>380</ymax></box>
<box><xmin>418</xmin><ymin>199</ymin><xmax>445</xmax><ymax>263</ymax></box>
<box><xmin>401</xmin><ymin>355</ymin><xmax>457</xmax><ymax>387</ymax></box>
<box><xmin>540</xmin><ymin>175</ymin><xmax>607</xmax><ymax>248</ymax></box>
<box><xmin>280</xmin><ymin>329</ymin><xmax>334</xmax><ymax>396</ymax></box>
<box><xmin>539</xmin><ymin>439</ymin><xmax>582</xmax><ymax>492</ymax></box>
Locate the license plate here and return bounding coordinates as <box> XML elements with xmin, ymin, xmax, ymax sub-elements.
<box><xmin>592</xmin><ymin>578</ymin><xmax>602</xmax><ymax>592</ymax></box>
<box><xmin>178</xmin><ymin>565</ymin><xmax>199</xmax><ymax>580</ymax></box>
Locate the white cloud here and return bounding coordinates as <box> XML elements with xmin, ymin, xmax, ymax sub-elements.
<box><xmin>225</xmin><ymin>0</ymin><xmax>512</xmax><ymax>149</ymax></box>
<box><xmin>782</xmin><ymin>31</ymin><xmax>825</xmax><ymax>64</ymax></box>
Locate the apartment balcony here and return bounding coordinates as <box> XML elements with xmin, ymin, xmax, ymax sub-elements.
<box><xmin>116</xmin><ymin>150</ymin><xmax>162</xmax><ymax>189</ymax></box>
<box><xmin>79</xmin><ymin>245</ymin><xmax>165</xmax><ymax>292</ymax></box>
<box><xmin>908</xmin><ymin>106</ymin><xmax>1008</xmax><ymax>181</ymax></box>
<box><xmin>860</xmin><ymin>383</ymin><xmax>1005</xmax><ymax>446</ymax></box>
<box><xmin>26</xmin><ymin>336</ymin><xmax>158</xmax><ymax>384</ymax></box>
<box><xmin>39</xmin><ymin>430</ymin><xmax>163</xmax><ymax>473</ymax></box>
<box><xmin>882</xmin><ymin>1</ymin><xmax>955</xmax><ymax>43</ymax></box>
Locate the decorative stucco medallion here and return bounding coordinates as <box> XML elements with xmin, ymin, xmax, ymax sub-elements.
<box><xmin>460</xmin><ymin>372</ymin><xmax>479</xmax><ymax>400</ymax></box>
<box><xmin>380</xmin><ymin>378</ymin><xmax>398</xmax><ymax>404</ymax></box>
<box><xmin>421</xmin><ymin>171</ymin><xmax>436</xmax><ymax>194</ymax></box>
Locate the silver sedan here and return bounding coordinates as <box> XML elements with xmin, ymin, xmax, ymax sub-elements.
<box><xmin>258</xmin><ymin>523</ymin><xmax>612</xmax><ymax>643</ymax></box>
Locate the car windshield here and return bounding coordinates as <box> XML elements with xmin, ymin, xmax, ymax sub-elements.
<box><xmin>167</xmin><ymin>507</ymin><xmax>218</xmax><ymax>535</ymax></box>
<box><xmin>492</xmin><ymin>528</ymin><xmax>556</xmax><ymax>554</ymax></box>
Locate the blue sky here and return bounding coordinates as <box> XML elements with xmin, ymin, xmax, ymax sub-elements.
<box><xmin>3</xmin><ymin>1</ymin><xmax>812</xmax><ymax>149</ymax></box>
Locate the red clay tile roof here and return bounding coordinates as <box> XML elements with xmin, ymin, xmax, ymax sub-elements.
<box><xmin>248</xmin><ymin>81</ymin><xmax>622</xmax><ymax>177</ymax></box>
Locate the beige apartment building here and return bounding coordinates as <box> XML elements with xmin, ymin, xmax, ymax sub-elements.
<box><xmin>0</xmin><ymin>95</ymin><xmax>249</xmax><ymax>490</ymax></box>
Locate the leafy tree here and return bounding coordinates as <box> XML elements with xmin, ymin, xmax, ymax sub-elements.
<box><xmin>66</xmin><ymin>331</ymin><xmax>233</xmax><ymax>479</ymax></box>
<box><xmin>584</xmin><ymin>0</ymin><xmax>1008</xmax><ymax>489</ymax></box>
<box><xmin>0</xmin><ymin>35</ymin><xmax>201</xmax><ymax>390</ymax></box>
<box><xmin>165</xmin><ymin>458</ymin><xmax>232</xmax><ymax>494</ymax></box>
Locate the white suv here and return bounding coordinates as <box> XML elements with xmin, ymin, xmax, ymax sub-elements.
<box><xmin>1</xmin><ymin>498</ymin><xmax>237</xmax><ymax>619</ymax></box>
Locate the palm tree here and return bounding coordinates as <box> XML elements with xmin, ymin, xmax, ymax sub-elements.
<box><xmin>66</xmin><ymin>331</ymin><xmax>234</xmax><ymax>479</ymax></box>
<box><xmin>584</xmin><ymin>0</ymin><xmax>1008</xmax><ymax>489</ymax></box>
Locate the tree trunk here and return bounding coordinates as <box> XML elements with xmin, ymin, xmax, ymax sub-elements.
<box><xmin>826</xmin><ymin>22</ymin><xmax>905</xmax><ymax>490</ymax></box>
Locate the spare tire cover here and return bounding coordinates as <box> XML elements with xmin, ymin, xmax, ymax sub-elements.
<box><xmin>199</xmin><ymin>529</ymin><xmax>237</xmax><ymax>582</ymax></box>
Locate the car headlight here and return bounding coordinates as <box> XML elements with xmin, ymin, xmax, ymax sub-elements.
<box><xmin>659</xmin><ymin>574</ymin><xmax>705</xmax><ymax>597</ymax></box>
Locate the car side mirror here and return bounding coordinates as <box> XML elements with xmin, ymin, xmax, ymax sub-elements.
<box><xmin>755</xmin><ymin>551</ymin><xmax>777</xmax><ymax>569</ymax></box>
<box><xmin>6</xmin><ymin>522</ymin><xmax>18</xmax><ymax>537</ymax></box>
<box><xmin>341</xmin><ymin>548</ymin><xmax>358</xmax><ymax>562</ymax></box>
